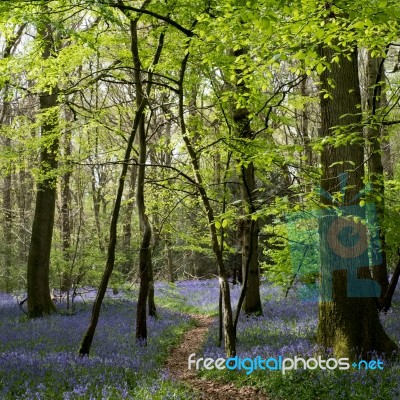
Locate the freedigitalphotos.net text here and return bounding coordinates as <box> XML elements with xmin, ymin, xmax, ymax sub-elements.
<box><xmin>188</xmin><ymin>354</ymin><xmax>384</xmax><ymax>375</ymax></box>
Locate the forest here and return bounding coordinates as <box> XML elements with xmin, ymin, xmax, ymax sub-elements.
<box><xmin>1</xmin><ymin>0</ymin><xmax>400</xmax><ymax>399</ymax></box>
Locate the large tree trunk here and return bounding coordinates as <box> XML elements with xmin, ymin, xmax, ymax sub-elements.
<box><xmin>27</xmin><ymin>22</ymin><xmax>58</xmax><ymax>318</ymax></box>
<box><xmin>239</xmin><ymin>163</ymin><xmax>262</xmax><ymax>315</ymax></box>
<box><xmin>317</xmin><ymin>44</ymin><xmax>397</xmax><ymax>358</ymax></box>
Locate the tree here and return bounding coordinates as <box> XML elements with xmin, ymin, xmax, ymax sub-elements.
<box><xmin>27</xmin><ymin>17</ymin><xmax>59</xmax><ymax>318</ymax></box>
<box><xmin>317</xmin><ymin>37</ymin><xmax>397</xmax><ymax>357</ymax></box>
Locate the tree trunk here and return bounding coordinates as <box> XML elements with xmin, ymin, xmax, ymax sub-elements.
<box><xmin>364</xmin><ymin>53</ymin><xmax>389</xmax><ymax>308</ymax></box>
<box><xmin>166</xmin><ymin>238</ymin><xmax>175</xmax><ymax>283</ymax></box>
<box><xmin>2</xmin><ymin>139</ymin><xmax>12</xmax><ymax>292</ymax></box>
<box><xmin>179</xmin><ymin>54</ymin><xmax>236</xmax><ymax>356</ymax></box>
<box><xmin>79</xmin><ymin>98</ymin><xmax>147</xmax><ymax>356</ymax></box>
<box><xmin>232</xmin><ymin>48</ymin><xmax>262</xmax><ymax>316</ymax></box>
<box><xmin>317</xmin><ymin>44</ymin><xmax>397</xmax><ymax>358</ymax></box>
<box><xmin>27</xmin><ymin>22</ymin><xmax>59</xmax><ymax>318</ymax></box>
<box><xmin>1</xmin><ymin>24</ymin><xmax>26</xmax><ymax>291</ymax></box>
<box><xmin>122</xmin><ymin>163</ymin><xmax>137</xmax><ymax>275</ymax></box>
<box><xmin>60</xmin><ymin>121</ymin><xmax>72</xmax><ymax>292</ymax></box>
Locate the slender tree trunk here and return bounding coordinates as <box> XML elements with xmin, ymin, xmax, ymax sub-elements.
<box><xmin>317</xmin><ymin>44</ymin><xmax>397</xmax><ymax>358</ymax></box>
<box><xmin>166</xmin><ymin>238</ymin><xmax>175</xmax><ymax>283</ymax></box>
<box><xmin>1</xmin><ymin>98</ymin><xmax>13</xmax><ymax>292</ymax></box>
<box><xmin>79</xmin><ymin>9</ymin><xmax>163</xmax><ymax>355</ymax></box>
<box><xmin>179</xmin><ymin>54</ymin><xmax>236</xmax><ymax>356</ymax></box>
<box><xmin>90</xmin><ymin>169</ymin><xmax>105</xmax><ymax>253</ymax></box>
<box><xmin>2</xmin><ymin>139</ymin><xmax>12</xmax><ymax>292</ymax></box>
<box><xmin>60</xmin><ymin>118</ymin><xmax>72</xmax><ymax>292</ymax></box>
<box><xmin>27</xmin><ymin>22</ymin><xmax>59</xmax><ymax>318</ymax></box>
<box><xmin>79</xmin><ymin>99</ymin><xmax>146</xmax><ymax>356</ymax></box>
<box><xmin>130</xmin><ymin>18</ymin><xmax>160</xmax><ymax>339</ymax></box>
<box><xmin>0</xmin><ymin>24</ymin><xmax>26</xmax><ymax>290</ymax></box>
<box><xmin>122</xmin><ymin>163</ymin><xmax>137</xmax><ymax>274</ymax></box>
<box><xmin>232</xmin><ymin>48</ymin><xmax>262</xmax><ymax>316</ymax></box>
<box><xmin>364</xmin><ymin>53</ymin><xmax>389</xmax><ymax>308</ymax></box>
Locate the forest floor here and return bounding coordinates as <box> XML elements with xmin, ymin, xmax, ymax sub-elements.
<box><xmin>165</xmin><ymin>314</ymin><xmax>270</xmax><ymax>400</ymax></box>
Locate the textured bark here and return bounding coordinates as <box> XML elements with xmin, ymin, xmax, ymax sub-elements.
<box><xmin>27</xmin><ymin>22</ymin><xmax>59</xmax><ymax>318</ymax></box>
<box><xmin>317</xmin><ymin>44</ymin><xmax>397</xmax><ymax>358</ymax></box>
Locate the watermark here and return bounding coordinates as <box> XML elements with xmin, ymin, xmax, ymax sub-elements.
<box><xmin>188</xmin><ymin>354</ymin><xmax>384</xmax><ymax>375</ymax></box>
<box><xmin>287</xmin><ymin>173</ymin><xmax>382</xmax><ymax>301</ymax></box>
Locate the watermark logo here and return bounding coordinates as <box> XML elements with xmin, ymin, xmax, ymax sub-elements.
<box><xmin>188</xmin><ymin>354</ymin><xmax>384</xmax><ymax>375</ymax></box>
<box><xmin>287</xmin><ymin>173</ymin><xmax>382</xmax><ymax>301</ymax></box>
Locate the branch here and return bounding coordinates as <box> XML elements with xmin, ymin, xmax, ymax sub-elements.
<box><xmin>104</xmin><ymin>1</ymin><xmax>194</xmax><ymax>37</ymax></box>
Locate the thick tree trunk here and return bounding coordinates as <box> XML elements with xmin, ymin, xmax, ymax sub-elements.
<box><xmin>317</xmin><ymin>45</ymin><xmax>397</xmax><ymax>358</ymax></box>
<box><xmin>27</xmin><ymin>22</ymin><xmax>58</xmax><ymax>318</ymax></box>
<box><xmin>240</xmin><ymin>163</ymin><xmax>262</xmax><ymax>315</ymax></box>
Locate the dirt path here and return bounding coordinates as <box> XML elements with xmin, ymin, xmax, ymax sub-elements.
<box><xmin>166</xmin><ymin>315</ymin><xmax>270</xmax><ymax>400</ymax></box>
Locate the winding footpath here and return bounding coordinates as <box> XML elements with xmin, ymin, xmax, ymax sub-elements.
<box><xmin>166</xmin><ymin>315</ymin><xmax>270</xmax><ymax>400</ymax></box>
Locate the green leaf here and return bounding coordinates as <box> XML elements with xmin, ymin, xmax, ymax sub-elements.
<box><xmin>316</xmin><ymin>63</ymin><xmax>325</xmax><ymax>75</ymax></box>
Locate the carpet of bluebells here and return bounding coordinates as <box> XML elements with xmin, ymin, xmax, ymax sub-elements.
<box><xmin>2</xmin><ymin>281</ymin><xmax>400</xmax><ymax>399</ymax></box>
<box><xmin>163</xmin><ymin>279</ymin><xmax>400</xmax><ymax>400</ymax></box>
<box><xmin>0</xmin><ymin>289</ymin><xmax>195</xmax><ymax>400</ymax></box>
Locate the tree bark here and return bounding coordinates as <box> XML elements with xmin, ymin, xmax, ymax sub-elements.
<box><xmin>27</xmin><ymin>22</ymin><xmax>59</xmax><ymax>318</ymax></box>
<box><xmin>317</xmin><ymin>44</ymin><xmax>397</xmax><ymax>358</ymax></box>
